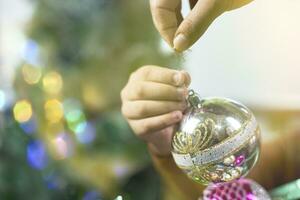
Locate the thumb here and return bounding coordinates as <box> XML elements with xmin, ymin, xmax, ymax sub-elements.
<box><xmin>173</xmin><ymin>0</ymin><xmax>225</xmax><ymax>52</ymax></box>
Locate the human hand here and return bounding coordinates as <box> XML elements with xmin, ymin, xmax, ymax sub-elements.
<box><xmin>121</xmin><ymin>66</ymin><xmax>191</xmax><ymax>156</ymax></box>
<box><xmin>150</xmin><ymin>0</ymin><xmax>253</xmax><ymax>52</ymax></box>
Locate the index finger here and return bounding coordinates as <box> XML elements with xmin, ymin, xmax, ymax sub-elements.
<box><xmin>150</xmin><ymin>0</ymin><xmax>182</xmax><ymax>47</ymax></box>
<box><xmin>132</xmin><ymin>66</ymin><xmax>190</xmax><ymax>87</ymax></box>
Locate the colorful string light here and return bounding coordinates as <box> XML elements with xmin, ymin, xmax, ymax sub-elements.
<box><xmin>75</xmin><ymin>122</ymin><xmax>96</xmax><ymax>144</ymax></box>
<box><xmin>0</xmin><ymin>90</ymin><xmax>5</xmax><ymax>111</ymax></box>
<box><xmin>19</xmin><ymin>117</ymin><xmax>37</xmax><ymax>134</ymax></box>
<box><xmin>21</xmin><ymin>39</ymin><xmax>40</xmax><ymax>66</ymax></box>
<box><xmin>22</xmin><ymin>64</ymin><xmax>42</xmax><ymax>84</ymax></box>
<box><xmin>63</xmin><ymin>99</ymin><xmax>95</xmax><ymax>143</ymax></box>
<box><xmin>82</xmin><ymin>190</ymin><xmax>103</xmax><ymax>200</ymax></box>
<box><xmin>44</xmin><ymin>99</ymin><xmax>64</xmax><ymax>123</ymax></box>
<box><xmin>51</xmin><ymin>133</ymin><xmax>73</xmax><ymax>160</ymax></box>
<box><xmin>27</xmin><ymin>140</ymin><xmax>48</xmax><ymax>170</ymax></box>
<box><xmin>13</xmin><ymin>100</ymin><xmax>33</xmax><ymax>123</ymax></box>
<box><xmin>43</xmin><ymin>71</ymin><xmax>63</xmax><ymax>95</ymax></box>
<box><xmin>44</xmin><ymin>172</ymin><xmax>67</xmax><ymax>190</ymax></box>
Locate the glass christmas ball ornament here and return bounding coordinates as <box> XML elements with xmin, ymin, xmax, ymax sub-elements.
<box><xmin>171</xmin><ymin>90</ymin><xmax>260</xmax><ymax>185</ymax></box>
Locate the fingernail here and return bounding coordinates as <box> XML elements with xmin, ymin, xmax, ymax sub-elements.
<box><xmin>181</xmin><ymin>70</ymin><xmax>191</xmax><ymax>87</ymax></box>
<box><xmin>183</xmin><ymin>87</ymin><xmax>188</xmax><ymax>97</ymax></box>
<box><xmin>173</xmin><ymin>34</ymin><xmax>188</xmax><ymax>52</ymax></box>
<box><xmin>178</xmin><ymin>87</ymin><xmax>189</xmax><ymax>101</ymax></box>
<box><xmin>173</xmin><ymin>72</ymin><xmax>184</xmax><ymax>86</ymax></box>
<box><xmin>177</xmin><ymin>88</ymin><xmax>186</xmax><ymax>100</ymax></box>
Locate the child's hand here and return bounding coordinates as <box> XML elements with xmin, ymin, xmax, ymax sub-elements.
<box><xmin>121</xmin><ymin>65</ymin><xmax>190</xmax><ymax>156</ymax></box>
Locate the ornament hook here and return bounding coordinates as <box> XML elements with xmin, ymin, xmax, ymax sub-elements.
<box><xmin>187</xmin><ymin>89</ymin><xmax>201</xmax><ymax>109</ymax></box>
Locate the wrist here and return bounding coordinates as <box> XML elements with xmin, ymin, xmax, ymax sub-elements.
<box><xmin>147</xmin><ymin>143</ymin><xmax>172</xmax><ymax>158</ymax></box>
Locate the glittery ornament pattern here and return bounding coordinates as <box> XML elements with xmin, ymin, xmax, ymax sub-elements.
<box><xmin>171</xmin><ymin>90</ymin><xmax>260</xmax><ymax>185</ymax></box>
<box><xmin>202</xmin><ymin>178</ymin><xmax>271</xmax><ymax>200</ymax></box>
<box><xmin>172</xmin><ymin>118</ymin><xmax>214</xmax><ymax>154</ymax></box>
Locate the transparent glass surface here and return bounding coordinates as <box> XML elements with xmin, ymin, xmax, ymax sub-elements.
<box><xmin>171</xmin><ymin>97</ymin><xmax>260</xmax><ymax>185</ymax></box>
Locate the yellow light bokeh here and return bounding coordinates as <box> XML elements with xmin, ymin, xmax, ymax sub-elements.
<box><xmin>22</xmin><ymin>64</ymin><xmax>42</xmax><ymax>84</ymax></box>
<box><xmin>13</xmin><ymin>100</ymin><xmax>33</xmax><ymax>123</ymax></box>
<box><xmin>45</xmin><ymin>122</ymin><xmax>65</xmax><ymax>136</ymax></box>
<box><xmin>44</xmin><ymin>99</ymin><xmax>64</xmax><ymax>123</ymax></box>
<box><xmin>43</xmin><ymin>71</ymin><xmax>63</xmax><ymax>94</ymax></box>
<box><xmin>82</xmin><ymin>83</ymin><xmax>106</xmax><ymax>111</ymax></box>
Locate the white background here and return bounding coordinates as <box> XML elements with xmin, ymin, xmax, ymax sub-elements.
<box><xmin>183</xmin><ymin>0</ymin><xmax>300</xmax><ymax>110</ymax></box>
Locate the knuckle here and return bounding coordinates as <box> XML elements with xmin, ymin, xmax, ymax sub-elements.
<box><xmin>139</xmin><ymin>123</ymin><xmax>152</xmax><ymax>136</ymax></box>
<box><xmin>134</xmin><ymin>83</ymin><xmax>145</xmax><ymax>99</ymax></box>
<box><xmin>138</xmin><ymin>65</ymin><xmax>151</xmax><ymax>78</ymax></box>
<box><xmin>181</xmin><ymin>18</ymin><xmax>194</xmax><ymax>35</ymax></box>
<box><xmin>161</xmin><ymin>118</ymin><xmax>169</xmax><ymax>128</ymax></box>
<box><xmin>120</xmin><ymin>87</ymin><xmax>127</xmax><ymax>101</ymax></box>
<box><xmin>215</xmin><ymin>0</ymin><xmax>228</xmax><ymax>12</ymax></box>
<box><xmin>167</xmin><ymin>102</ymin><xmax>177</xmax><ymax>110</ymax></box>
<box><xmin>129</xmin><ymin>71</ymin><xmax>137</xmax><ymax>81</ymax></box>
<box><xmin>121</xmin><ymin>103</ymin><xmax>128</xmax><ymax>117</ymax></box>
<box><xmin>136</xmin><ymin>103</ymin><xmax>147</xmax><ymax>117</ymax></box>
<box><xmin>130</xmin><ymin>66</ymin><xmax>152</xmax><ymax>81</ymax></box>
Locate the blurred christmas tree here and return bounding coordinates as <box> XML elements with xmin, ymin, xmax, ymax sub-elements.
<box><xmin>0</xmin><ymin>0</ymin><xmax>180</xmax><ymax>199</ymax></box>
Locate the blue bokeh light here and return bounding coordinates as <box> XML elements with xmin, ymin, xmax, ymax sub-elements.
<box><xmin>21</xmin><ymin>39</ymin><xmax>40</xmax><ymax>66</ymax></box>
<box><xmin>19</xmin><ymin>117</ymin><xmax>37</xmax><ymax>134</ymax></box>
<box><xmin>44</xmin><ymin>172</ymin><xmax>67</xmax><ymax>190</ymax></box>
<box><xmin>0</xmin><ymin>90</ymin><xmax>6</xmax><ymax>111</ymax></box>
<box><xmin>82</xmin><ymin>190</ymin><xmax>102</xmax><ymax>200</ymax></box>
<box><xmin>75</xmin><ymin>122</ymin><xmax>96</xmax><ymax>144</ymax></box>
<box><xmin>27</xmin><ymin>140</ymin><xmax>48</xmax><ymax>170</ymax></box>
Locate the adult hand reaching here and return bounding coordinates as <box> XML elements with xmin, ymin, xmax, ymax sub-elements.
<box><xmin>150</xmin><ymin>0</ymin><xmax>253</xmax><ymax>52</ymax></box>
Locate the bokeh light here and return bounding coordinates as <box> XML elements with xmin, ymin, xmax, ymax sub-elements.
<box><xmin>43</xmin><ymin>71</ymin><xmax>63</xmax><ymax>94</ymax></box>
<box><xmin>65</xmin><ymin>109</ymin><xmax>86</xmax><ymax>130</ymax></box>
<box><xmin>0</xmin><ymin>90</ymin><xmax>6</xmax><ymax>111</ymax></box>
<box><xmin>22</xmin><ymin>64</ymin><xmax>42</xmax><ymax>84</ymax></box>
<box><xmin>27</xmin><ymin>140</ymin><xmax>48</xmax><ymax>170</ymax></box>
<box><xmin>82</xmin><ymin>190</ymin><xmax>103</xmax><ymax>200</ymax></box>
<box><xmin>19</xmin><ymin>117</ymin><xmax>37</xmax><ymax>134</ymax></box>
<box><xmin>1</xmin><ymin>0</ymin><xmax>188</xmax><ymax>198</ymax></box>
<box><xmin>51</xmin><ymin>133</ymin><xmax>73</xmax><ymax>160</ymax></box>
<box><xmin>21</xmin><ymin>39</ymin><xmax>40</xmax><ymax>66</ymax></box>
<box><xmin>114</xmin><ymin>195</ymin><xmax>123</xmax><ymax>200</ymax></box>
<box><xmin>13</xmin><ymin>100</ymin><xmax>33</xmax><ymax>123</ymax></box>
<box><xmin>43</xmin><ymin>171</ymin><xmax>67</xmax><ymax>190</ymax></box>
<box><xmin>82</xmin><ymin>84</ymin><xmax>106</xmax><ymax>110</ymax></box>
<box><xmin>66</xmin><ymin>109</ymin><xmax>87</xmax><ymax>134</ymax></box>
<box><xmin>44</xmin><ymin>99</ymin><xmax>64</xmax><ymax>123</ymax></box>
<box><xmin>75</xmin><ymin>122</ymin><xmax>96</xmax><ymax>144</ymax></box>
<box><xmin>63</xmin><ymin>99</ymin><xmax>94</xmax><ymax>143</ymax></box>
<box><xmin>45</xmin><ymin>122</ymin><xmax>65</xmax><ymax>136</ymax></box>
<box><xmin>113</xmin><ymin>164</ymin><xmax>130</xmax><ymax>179</ymax></box>
<box><xmin>159</xmin><ymin>38</ymin><xmax>173</xmax><ymax>55</ymax></box>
